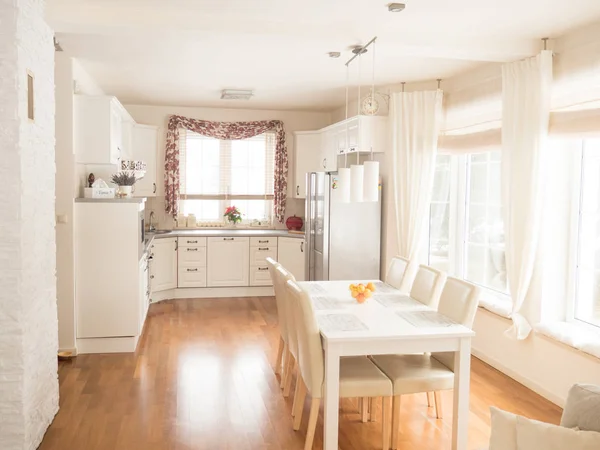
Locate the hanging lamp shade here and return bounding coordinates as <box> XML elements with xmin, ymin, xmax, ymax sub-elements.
<box><xmin>338</xmin><ymin>167</ymin><xmax>351</xmax><ymax>203</ymax></box>
<box><xmin>363</xmin><ymin>161</ymin><xmax>379</xmax><ymax>202</ymax></box>
<box><xmin>350</xmin><ymin>165</ymin><xmax>364</xmax><ymax>202</ymax></box>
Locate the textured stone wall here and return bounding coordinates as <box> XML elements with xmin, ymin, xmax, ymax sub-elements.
<box><xmin>0</xmin><ymin>0</ymin><xmax>59</xmax><ymax>449</ymax></box>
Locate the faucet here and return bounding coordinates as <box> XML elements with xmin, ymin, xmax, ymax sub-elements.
<box><xmin>149</xmin><ymin>211</ymin><xmax>156</xmax><ymax>232</ymax></box>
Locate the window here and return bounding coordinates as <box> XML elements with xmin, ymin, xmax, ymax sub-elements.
<box><xmin>429</xmin><ymin>155</ymin><xmax>451</xmax><ymax>271</ymax></box>
<box><xmin>179</xmin><ymin>131</ymin><xmax>275</xmax><ymax>223</ymax></box>
<box><xmin>574</xmin><ymin>139</ymin><xmax>600</xmax><ymax>327</ymax></box>
<box><xmin>464</xmin><ymin>151</ymin><xmax>507</xmax><ymax>293</ymax></box>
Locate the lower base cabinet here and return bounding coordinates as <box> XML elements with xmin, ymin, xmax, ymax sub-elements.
<box><xmin>150</xmin><ymin>237</ymin><xmax>177</xmax><ymax>294</ymax></box>
<box><xmin>207</xmin><ymin>237</ymin><xmax>250</xmax><ymax>287</ymax></box>
<box><xmin>278</xmin><ymin>237</ymin><xmax>306</xmax><ymax>281</ymax></box>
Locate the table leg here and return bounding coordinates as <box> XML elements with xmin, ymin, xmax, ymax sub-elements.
<box><xmin>324</xmin><ymin>343</ymin><xmax>340</xmax><ymax>450</ymax></box>
<box><xmin>452</xmin><ymin>337</ymin><xmax>471</xmax><ymax>450</ymax></box>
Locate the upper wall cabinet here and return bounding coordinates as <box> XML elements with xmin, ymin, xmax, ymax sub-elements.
<box><xmin>75</xmin><ymin>95</ymin><xmax>126</xmax><ymax>165</ymax></box>
<box><xmin>132</xmin><ymin>124</ymin><xmax>159</xmax><ymax>197</ymax></box>
<box><xmin>328</xmin><ymin>115</ymin><xmax>388</xmax><ymax>155</ymax></box>
<box><xmin>293</xmin><ymin>131</ymin><xmax>322</xmax><ymax>199</ymax></box>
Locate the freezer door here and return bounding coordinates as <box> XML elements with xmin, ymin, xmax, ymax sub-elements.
<box><xmin>328</xmin><ymin>174</ymin><xmax>381</xmax><ymax>280</ymax></box>
<box><xmin>306</xmin><ymin>172</ymin><xmax>329</xmax><ymax>281</ymax></box>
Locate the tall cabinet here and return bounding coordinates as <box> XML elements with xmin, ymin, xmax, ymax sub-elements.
<box><xmin>132</xmin><ymin>124</ymin><xmax>159</xmax><ymax>197</ymax></box>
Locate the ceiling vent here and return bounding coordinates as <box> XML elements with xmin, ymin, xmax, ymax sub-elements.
<box><xmin>221</xmin><ymin>89</ymin><xmax>254</xmax><ymax>100</ymax></box>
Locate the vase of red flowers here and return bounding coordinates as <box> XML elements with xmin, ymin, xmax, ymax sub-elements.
<box><xmin>224</xmin><ymin>206</ymin><xmax>243</xmax><ymax>227</ymax></box>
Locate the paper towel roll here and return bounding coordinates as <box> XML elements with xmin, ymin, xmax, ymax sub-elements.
<box><xmin>350</xmin><ymin>165</ymin><xmax>364</xmax><ymax>203</ymax></box>
<box><xmin>338</xmin><ymin>168</ymin><xmax>351</xmax><ymax>203</ymax></box>
<box><xmin>363</xmin><ymin>161</ymin><xmax>379</xmax><ymax>202</ymax></box>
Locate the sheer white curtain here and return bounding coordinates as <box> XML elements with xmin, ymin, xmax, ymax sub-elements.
<box><xmin>502</xmin><ymin>50</ymin><xmax>553</xmax><ymax>339</ymax></box>
<box><xmin>390</xmin><ymin>90</ymin><xmax>444</xmax><ymax>290</ymax></box>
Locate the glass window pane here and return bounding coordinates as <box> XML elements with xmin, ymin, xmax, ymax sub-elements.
<box><xmin>428</xmin><ymin>156</ymin><xmax>451</xmax><ymax>271</ymax></box>
<box><xmin>469</xmin><ymin>162</ymin><xmax>487</xmax><ymax>204</ymax></box>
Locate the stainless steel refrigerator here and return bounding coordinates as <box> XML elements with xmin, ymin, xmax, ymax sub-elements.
<box><xmin>305</xmin><ymin>172</ymin><xmax>381</xmax><ymax>281</ymax></box>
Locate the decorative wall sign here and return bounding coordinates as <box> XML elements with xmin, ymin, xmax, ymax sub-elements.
<box><xmin>27</xmin><ymin>71</ymin><xmax>34</xmax><ymax>122</ymax></box>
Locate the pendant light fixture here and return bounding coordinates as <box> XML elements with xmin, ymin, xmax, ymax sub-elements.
<box><xmin>364</xmin><ymin>39</ymin><xmax>379</xmax><ymax>202</ymax></box>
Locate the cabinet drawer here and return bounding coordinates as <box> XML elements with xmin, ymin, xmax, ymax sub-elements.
<box><xmin>250</xmin><ymin>246</ymin><xmax>278</xmax><ymax>266</ymax></box>
<box><xmin>178</xmin><ymin>237</ymin><xmax>207</xmax><ymax>247</ymax></box>
<box><xmin>178</xmin><ymin>267</ymin><xmax>207</xmax><ymax>288</ymax></box>
<box><xmin>250</xmin><ymin>237</ymin><xmax>278</xmax><ymax>247</ymax></box>
<box><xmin>250</xmin><ymin>265</ymin><xmax>273</xmax><ymax>286</ymax></box>
<box><xmin>208</xmin><ymin>236</ymin><xmax>249</xmax><ymax>244</ymax></box>
<box><xmin>178</xmin><ymin>246</ymin><xmax>207</xmax><ymax>266</ymax></box>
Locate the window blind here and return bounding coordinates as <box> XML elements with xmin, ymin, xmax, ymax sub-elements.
<box><xmin>180</xmin><ymin>130</ymin><xmax>275</xmax><ymax>200</ymax></box>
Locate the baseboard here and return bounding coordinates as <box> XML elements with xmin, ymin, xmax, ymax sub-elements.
<box><xmin>472</xmin><ymin>348</ymin><xmax>565</xmax><ymax>407</ymax></box>
<box><xmin>152</xmin><ymin>286</ymin><xmax>275</xmax><ymax>302</ymax></box>
<box><xmin>77</xmin><ymin>336</ymin><xmax>140</xmax><ymax>354</ymax></box>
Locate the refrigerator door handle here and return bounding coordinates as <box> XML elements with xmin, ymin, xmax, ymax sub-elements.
<box><xmin>296</xmin><ymin>185</ymin><xmax>299</xmax><ymax>196</ymax></box>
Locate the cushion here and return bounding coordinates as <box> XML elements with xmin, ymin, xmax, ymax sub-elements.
<box><xmin>561</xmin><ymin>384</ymin><xmax>600</xmax><ymax>432</ymax></box>
<box><xmin>516</xmin><ymin>415</ymin><xmax>600</xmax><ymax>450</ymax></box>
<box><xmin>489</xmin><ymin>407</ymin><xmax>517</xmax><ymax>450</ymax></box>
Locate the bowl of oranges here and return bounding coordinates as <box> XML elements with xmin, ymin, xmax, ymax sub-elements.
<box><xmin>349</xmin><ymin>282</ymin><xmax>376</xmax><ymax>304</ymax></box>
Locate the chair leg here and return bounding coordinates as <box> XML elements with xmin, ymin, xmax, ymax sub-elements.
<box><xmin>280</xmin><ymin>346</ymin><xmax>290</xmax><ymax>389</ymax></box>
<box><xmin>283</xmin><ymin>357</ymin><xmax>295</xmax><ymax>397</ymax></box>
<box><xmin>275</xmin><ymin>337</ymin><xmax>284</xmax><ymax>375</ymax></box>
<box><xmin>426</xmin><ymin>392</ymin><xmax>433</xmax><ymax>407</ymax></box>
<box><xmin>382</xmin><ymin>397</ymin><xmax>391</xmax><ymax>450</ymax></box>
<box><xmin>293</xmin><ymin>381</ymin><xmax>307</xmax><ymax>430</ymax></box>
<box><xmin>391</xmin><ymin>395</ymin><xmax>401</xmax><ymax>450</ymax></box>
<box><xmin>304</xmin><ymin>398</ymin><xmax>320</xmax><ymax>450</ymax></box>
<box><xmin>360</xmin><ymin>397</ymin><xmax>369</xmax><ymax>423</ymax></box>
<box><xmin>291</xmin><ymin>375</ymin><xmax>302</xmax><ymax>417</ymax></box>
<box><xmin>433</xmin><ymin>392</ymin><xmax>443</xmax><ymax>419</ymax></box>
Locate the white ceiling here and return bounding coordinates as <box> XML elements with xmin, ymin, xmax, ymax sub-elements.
<box><xmin>47</xmin><ymin>0</ymin><xmax>600</xmax><ymax>111</ymax></box>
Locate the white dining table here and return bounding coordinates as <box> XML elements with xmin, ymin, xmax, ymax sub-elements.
<box><xmin>297</xmin><ymin>280</ymin><xmax>475</xmax><ymax>450</ymax></box>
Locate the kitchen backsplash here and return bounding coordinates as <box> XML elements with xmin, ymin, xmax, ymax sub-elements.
<box><xmin>144</xmin><ymin>196</ymin><xmax>306</xmax><ymax>231</ymax></box>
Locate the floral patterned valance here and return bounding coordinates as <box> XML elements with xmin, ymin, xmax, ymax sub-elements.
<box><xmin>164</xmin><ymin>115</ymin><xmax>288</xmax><ymax>223</ymax></box>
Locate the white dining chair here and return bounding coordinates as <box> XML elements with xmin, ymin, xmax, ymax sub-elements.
<box><xmin>286</xmin><ymin>279</ymin><xmax>394</xmax><ymax>450</ymax></box>
<box><xmin>266</xmin><ymin>257</ymin><xmax>286</xmax><ymax>378</ymax></box>
<box><xmin>409</xmin><ymin>264</ymin><xmax>447</xmax><ymax>309</ymax></box>
<box><xmin>386</xmin><ymin>256</ymin><xmax>411</xmax><ymax>291</ymax></box>
<box><xmin>370</xmin><ymin>277</ymin><xmax>480</xmax><ymax>450</ymax></box>
<box><xmin>274</xmin><ymin>264</ymin><xmax>300</xmax><ymax>400</ymax></box>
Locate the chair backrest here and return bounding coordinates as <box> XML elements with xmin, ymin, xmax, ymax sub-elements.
<box><xmin>432</xmin><ymin>277</ymin><xmax>480</xmax><ymax>370</ymax></box>
<box><xmin>267</xmin><ymin>257</ymin><xmax>288</xmax><ymax>342</ymax></box>
<box><xmin>286</xmin><ymin>279</ymin><xmax>324</xmax><ymax>398</ymax></box>
<box><xmin>386</xmin><ymin>256</ymin><xmax>410</xmax><ymax>291</ymax></box>
<box><xmin>275</xmin><ymin>265</ymin><xmax>298</xmax><ymax>357</ymax></box>
<box><xmin>410</xmin><ymin>264</ymin><xmax>447</xmax><ymax>308</ymax></box>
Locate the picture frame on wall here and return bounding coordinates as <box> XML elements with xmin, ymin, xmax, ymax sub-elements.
<box><xmin>27</xmin><ymin>70</ymin><xmax>34</xmax><ymax>122</ymax></box>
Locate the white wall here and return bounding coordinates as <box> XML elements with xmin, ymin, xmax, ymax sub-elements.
<box><xmin>473</xmin><ymin>309</ymin><xmax>600</xmax><ymax>407</ymax></box>
<box><xmin>123</xmin><ymin>104</ymin><xmax>332</xmax><ymax>229</ymax></box>
<box><xmin>0</xmin><ymin>0</ymin><xmax>59</xmax><ymax>448</ymax></box>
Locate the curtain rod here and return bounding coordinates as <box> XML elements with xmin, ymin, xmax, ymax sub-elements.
<box><xmin>345</xmin><ymin>36</ymin><xmax>378</xmax><ymax>66</ymax></box>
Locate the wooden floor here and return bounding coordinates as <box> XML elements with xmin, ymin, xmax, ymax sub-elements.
<box><xmin>39</xmin><ymin>297</ymin><xmax>562</xmax><ymax>450</ymax></box>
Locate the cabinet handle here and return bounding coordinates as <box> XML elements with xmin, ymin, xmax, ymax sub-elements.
<box><xmin>258</xmin><ymin>240</ymin><xmax>268</xmax><ymax>243</ymax></box>
<box><xmin>148</xmin><ymin>255</ymin><xmax>154</xmax><ymax>260</ymax></box>
<box><xmin>187</xmin><ymin>248</ymin><xmax>199</xmax><ymax>252</ymax></box>
<box><xmin>296</xmin><ymin>185</ymin><xmax>299</xmax><ymax>196</ymax></box>
<box><xmin>153</xmin><ymin>183</ymin><xmax>156</xmax><ymax>194</ymax></box>
<box><xmin>223</xmin><ymin>238</ymin><xmax>234</xmax><ymax>241</ymax></box>
<box><xmin>258</xmin><ymin>267</ymin><xmax>268</xmax><ymax>271</ymax></box>
<box><xmin>150</xmin><ymin>275</ymin><xmax>155</xmax><ymax>279</ymax></box>
<box><xmin>258</xmin><ymin>247</ymin><xmax>269</xmax><ymax>251</ymax></box>
<box><xmin>175</xmin><ymin>240</ymin><xmax>178</xmax><ymax>251</ymax></box>
<box><xmin>187</xmin><ymin>240</ymin><xmax>198</xmax><ymax>244</ymax></box>
<box><xmin>322</xmin><ymin>158</ymin><xmax>326</xmax><ymax>168</ymax></box>
<box><xmin>187</xmin><ymin>268</ymin><xmax>198</xmax><ymax>272</ymax></box>
<box><xmin>301</xmin><ymin>241</ymin><xmax>304</xmax><ymax>253</ymax></box>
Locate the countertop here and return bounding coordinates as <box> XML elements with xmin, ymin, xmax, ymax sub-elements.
<box><xmin>75</xmin><ymin>197</ymin><xmax>146</xmax><ymax>203</ymax></box>
<box><xmin>144</xmin><ymin>229</ymin><xmax>304</xmax><ymax>253</ymax></box>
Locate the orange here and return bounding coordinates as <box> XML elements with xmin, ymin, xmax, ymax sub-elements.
<box><xmin>356</xmin><ymin>293</ymin><xmax>366</xmax><ymax>304</ymax></box>
<box><xmin>357</xmin><ymin>284</ymin><xmax>366</xmax><ymax>293</ymax></box>
<box><xmin>367</xmin><ymin>282</ymin><xmax>375</xmax><ymax>292</ymax></box>
<box><xmin>351</xmin><ymin>290</ymin><xmax>359</xmax><ymax>298</ymax></box>
<box><xmin>364</xmin><ymin>289</ymin><xmax>372</xmax><ymax>298</ymax></box>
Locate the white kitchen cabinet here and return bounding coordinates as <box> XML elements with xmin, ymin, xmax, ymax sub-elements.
<box><xmin>177</xmin><ymin>237</ymin><xmax>207</xmax><ymax>287</ymax></box>
<box><xmin>139</xmin><ymin>257</ymin><xmax>150</xmax><ymax>334</ymax></box>
<box><xmin>278</xmin><ymin>237</ymin><xmax>306</xmax><ymax>281</ymax></box>
<box><xmin>121</xmin><ymin>120</ymin><xmax>134</xmax><ymax>161</ymax></box>
<box><xmin>149</xmin><ymin>237</ymin><xmax>177</xmax><ymax>293</ymax></box>
<box><xmin>207</xmin><ymin>237</ymin><xmax>250</xmax><ymax>287</ymax></box>
<box><xmin>75</xmin><ymin>95</ymin><xmax>125</xmax><ymax>165</ymax></box>
<box><xmin>293</xmin><ymin>131</ymin><xmax>322</xmax><ymax>199</ymax></box>
<box><xmin>132</xmin><ymin>124</ymin><xmax>159</xmax><ymax>197</ymax></box>
<box><xmin>249</xmin><ymin>238</ymin><xmax>277</xmax><ymax>286</ymax></box>
<box><xmin>321</xmin><ymin>128</ymin><xmax>338</xmax><ymax>171</ymax></box>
